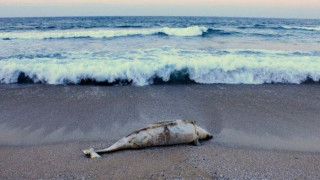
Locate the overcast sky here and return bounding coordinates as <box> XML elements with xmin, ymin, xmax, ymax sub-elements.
<box><xmin>0</xmin><ymin>0</ymin><xmax>320</xmax><ymax>18</ymax></box>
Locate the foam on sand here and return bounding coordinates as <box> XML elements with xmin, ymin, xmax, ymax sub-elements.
<box><xmin>216</xmin><ymin>128</ymin><xmax>320</xmax><ymax>152</ymax></box>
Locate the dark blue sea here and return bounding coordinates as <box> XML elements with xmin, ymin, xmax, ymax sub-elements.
<box><xmin>0</xmin><ymin>16</ymin><xmax>320</xmax><ymax>85</ymax></box>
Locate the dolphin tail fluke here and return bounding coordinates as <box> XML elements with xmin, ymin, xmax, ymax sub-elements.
<box><xmin>83</xmin><ymin>148</ymin><xmax>102</xmax><ymax>158</ymax></box>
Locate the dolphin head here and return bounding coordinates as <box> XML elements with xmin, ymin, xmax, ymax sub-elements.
<box><xmin>194</xmin><ymin>125</ymin><xmax>213</xmax><ymax>140</ymax></box>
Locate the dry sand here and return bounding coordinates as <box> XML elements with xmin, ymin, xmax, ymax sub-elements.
<box><xmin>0</xmin><ymin>84</ymin><xmax>320</xmax><ymax>179</ymax></box>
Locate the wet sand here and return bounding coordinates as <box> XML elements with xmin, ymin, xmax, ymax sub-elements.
<box><xmin>0</xmin><ymin>84</ymin><xmax>320</xmax><ymax>179</ymax></box>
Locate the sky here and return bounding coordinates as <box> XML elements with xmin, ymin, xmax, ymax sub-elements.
<box><xmin>0</xmin><ymin>0</ymin><xmax>320</xmax><ymax>18</ymax></box>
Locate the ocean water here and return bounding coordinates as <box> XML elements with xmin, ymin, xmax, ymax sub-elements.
<box><xmin>0</xmin><ymin>16</ymin><xmax>320</xmax><ymax>85</ymax></box>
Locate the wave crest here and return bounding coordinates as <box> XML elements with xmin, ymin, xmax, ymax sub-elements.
<box><xmin>0</xmin><ymin>26</ymin><xmax>209</xmax><ymax>40</ymax></box>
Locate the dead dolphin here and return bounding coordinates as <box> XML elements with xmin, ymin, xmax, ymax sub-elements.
<box><xmin>83</xmin><ymin>120</ymin><xmax>213</xmax><ymax>158</ymax></box>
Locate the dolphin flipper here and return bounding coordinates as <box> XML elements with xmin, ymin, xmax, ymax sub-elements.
<box><xmin>193</xmin><ymin>139</ymin><xmax>201</xmax><ymax>146</ymax></box>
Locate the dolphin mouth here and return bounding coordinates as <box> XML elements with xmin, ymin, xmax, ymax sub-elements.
<box><xmin>205</xmin><ymin>134</ymin><xmax>213</xmax><ymax>140</ymax></box>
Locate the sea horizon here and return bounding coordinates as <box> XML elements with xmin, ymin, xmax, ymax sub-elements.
<box><xmin>1</xmin><ymin>15</ymin><xmax>320</xmax><ymax>20</ymax></box>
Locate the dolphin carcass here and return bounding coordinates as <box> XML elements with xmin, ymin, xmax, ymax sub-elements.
<box><xmin>83</xmin><ymin>120</ymin><xmax>213</xmax><ymax>158</ymax></box>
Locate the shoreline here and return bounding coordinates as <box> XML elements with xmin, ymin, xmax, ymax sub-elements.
<box><xmin>1</xmin><ymin>84</ymin><xmax>320</xmax><ymax>179</ymax></box>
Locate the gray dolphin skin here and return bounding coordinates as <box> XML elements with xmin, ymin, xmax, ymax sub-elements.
<box><xmin>83</xmin><ymin>120</ymin><xmax>213</xmax><ymax>158</ymax></box>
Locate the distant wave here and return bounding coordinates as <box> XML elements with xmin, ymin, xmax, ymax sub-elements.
<box><xmin>1</xmin><ymin>49</ymin><xmax>320</xmax><ymax>86</ymax></box>
<box><xmin>2</xmin><ymin>49</ymin><xmax>319</xmax><ymax>61</ymax></box>
<box><xmin>281</xmin><ymin>26</ymin><xmax>320</xmax><ymax>31</ymax></box>
<box><xmin>203</xmin><ymin>29</ymin><xmax>235</xmax><ymax>36</ymax></box>
<box><xmin>0</xmin><ymin>26</ymin><xmax>212</xmax><ymax>40</ymax></box>
<box><xmin>238</xmin><ymin>25</ymin><xmax>320</xmax><ymax>32</ymax></box>
<box><xmin>115</xmin><ymin>25</ymin><xmax>144</xmax><ymax>28</ymax></box>
<box><xmin>0</xmin><ymin>53</ymin><xmax>65</xmax><ymax>60</ymax></box>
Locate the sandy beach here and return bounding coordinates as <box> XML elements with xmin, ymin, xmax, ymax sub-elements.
<box><xmin>1</xmin><ymin>84</ymin><xmax>320</xmax><ymax>179</ymax></box>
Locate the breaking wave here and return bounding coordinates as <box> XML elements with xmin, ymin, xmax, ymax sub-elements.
<box><xmin>1</xmin><ymin>49</ymin><xmax>320</xmax><ymax>86</ymax></box>
<box><xmin>0</xmin><ymin>26</ymin><xmax>211</xmax><ymax>40</ymax></box>
<box><xmin>6</xmin><ymin>24</ymin><xmax>317</xmax><ymax>40</ymax></box>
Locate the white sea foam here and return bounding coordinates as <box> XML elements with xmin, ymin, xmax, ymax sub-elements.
<box><xmin>0</xmin><ymin>26</ymin><xmax>208</xmax><ymax>39</ymax></box>
<box><xmin>0</xmin><ymin>49</ymin><xmax>320</xmax><ymax>85</ymax></box>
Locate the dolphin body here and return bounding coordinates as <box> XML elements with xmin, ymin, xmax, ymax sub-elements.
<box><xmin>83</xmin><ymin>120</ymin><xmax>213</xmax><ymax>158</ymax></box>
